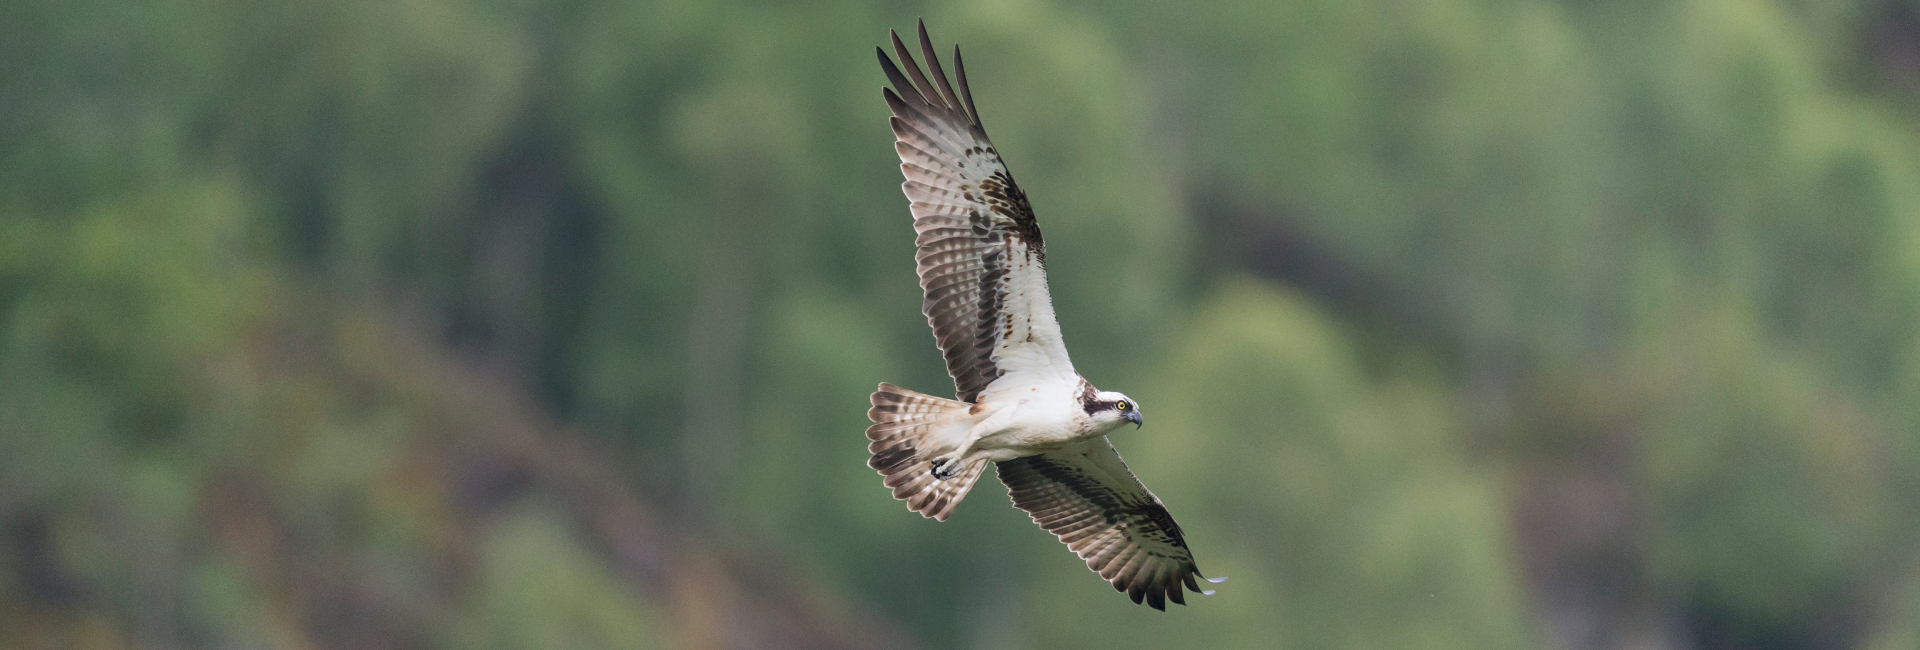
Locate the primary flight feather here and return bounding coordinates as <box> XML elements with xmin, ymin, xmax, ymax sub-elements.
<box><xmin>864</xmin><ymin>20</ymin><xmax>1223</xmax><ymax>611</ymax></box>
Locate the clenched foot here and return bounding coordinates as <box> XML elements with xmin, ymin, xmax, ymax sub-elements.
<box><xmin>931</xmin><ymin>457</ymin><xmax>962</xmax><ymax>480</ymax></box>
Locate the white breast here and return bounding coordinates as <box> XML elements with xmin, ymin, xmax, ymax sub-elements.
<box><xmin>969</xmin><ymin>376</ymin><xmax>1092</xmax><ymax>457</ymax></box>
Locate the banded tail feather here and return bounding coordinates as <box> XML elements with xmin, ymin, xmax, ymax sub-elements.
<box><xmin>866</xmin><ymin>382</ymin><xmax>988</xmax><ymax>521</ymax></box>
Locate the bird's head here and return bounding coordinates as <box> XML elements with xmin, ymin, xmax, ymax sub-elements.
<box><xmin>1085</xmin><ymin>390</ymin><xmax>1144</xmax><ymax>432</ymax></box>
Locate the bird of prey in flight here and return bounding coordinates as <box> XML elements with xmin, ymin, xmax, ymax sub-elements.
<box><xmin>865</xmin><ymin>21</ymin><xmax>1223</xmax><ymax>610</ymax></box>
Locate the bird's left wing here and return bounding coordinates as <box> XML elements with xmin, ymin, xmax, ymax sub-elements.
<box><xmin>879</xmin><ymin>22</ymin><xmax>1077</xmax><ymax>403</ymax></box>
<box><xmin>995</xmin><ymin>438</ymin><xmax>1222</xmax><ymax>610</ymax></box>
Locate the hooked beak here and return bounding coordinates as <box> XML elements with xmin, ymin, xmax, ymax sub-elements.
<box><xmin>1126</xmin><ymin>410</ymin><xmax>1144</xmax><ymax>428</ymax></box>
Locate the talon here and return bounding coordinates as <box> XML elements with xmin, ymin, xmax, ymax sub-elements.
<box><xmin>931</xmin><ymin>458</ymin><xmax>959</xmax><ymax>480</ymax></box>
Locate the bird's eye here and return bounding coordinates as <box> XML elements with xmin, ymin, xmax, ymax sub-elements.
<box><xmin>1116</xmin><ymin>401</ymin><xmax>1130</xmax><ymax>412</ymax></box>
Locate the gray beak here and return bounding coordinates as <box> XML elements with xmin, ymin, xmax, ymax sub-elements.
<box><xmin>1126</xmin><ymin>410</ymin><xmax>1144</xmax><ymax>428</ymax></box>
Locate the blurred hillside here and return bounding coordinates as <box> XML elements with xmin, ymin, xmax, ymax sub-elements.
<box><xmin>6</xmin><ymin>0</ymin><xmax>1920</xmax><ymax>649</ymax></box>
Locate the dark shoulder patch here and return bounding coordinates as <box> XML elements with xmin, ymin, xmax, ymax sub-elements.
<box><xmin>978</xmin><ymin>170</ymin><xmax>1042</xmax><ymax>248</ymax></box>
<box><xmin>1077</xmin><ymin>377</ymin><xmax>1104</xmax><ymax>415</ymax></box>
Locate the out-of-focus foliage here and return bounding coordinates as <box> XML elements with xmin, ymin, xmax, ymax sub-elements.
<box><xmin>6</xmin><ymin>0</ymin><xmax>1920</xmax><ymax>648</ymax></box>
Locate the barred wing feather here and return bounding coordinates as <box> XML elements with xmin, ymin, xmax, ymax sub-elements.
<box><xmin>995</xmin><ymin>438</ymin><xmax>1223</xmax><ymax>610</ymax></box>
<box><xmin>879</xmin><ymin>22</ymin><xmax>1076</xmax><ymax>403</ymax></box>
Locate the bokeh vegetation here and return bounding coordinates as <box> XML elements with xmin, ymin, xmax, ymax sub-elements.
<box><xmin>6</xmin><ymin>0</ymin><xmax>1920</xmax><ymax>648</ymax></box>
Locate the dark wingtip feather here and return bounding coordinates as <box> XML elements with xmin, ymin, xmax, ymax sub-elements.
<box><xmin>889</xmin><ymin>29</ymin><xmax>942</xmax><ymax>110</ymax></box>
<box><xmin>883</xmin><ymin>86</ymin><xmax>942</xmax><ymax>128</ymax></box>
<box><xmin>877</xmin><ymin>46</ymin><xmax>920</xmax><ymax>106</ymax></box>
<box><xmin>889</xmin><ymin>28</ymin><xmax>910</xmax><ymax>68</ymax></box>
<box><xmin>881</xmin><ymin>87</ymin><xmax>908</xmax><ymax>117</ymax></box>
<box><xmin>953</xmin><ymin>46</ymin><xmax>981</xmax><ymax>127</ymax></box>
<box><xmin>916</xmin><ymin>20</ymin><xmax>963</xmax><ymax>116</ymax></box>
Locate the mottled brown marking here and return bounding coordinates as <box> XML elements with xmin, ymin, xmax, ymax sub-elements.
<box><xmin>978</xmin><ymin>171</ymin><xmax>1043</xmax><ymax>250</ymax></box>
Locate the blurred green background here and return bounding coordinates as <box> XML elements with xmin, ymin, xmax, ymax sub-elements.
<box><xmin>6</xmin><ymin>0</ymin><xmax>1920</xmax><ymax>648</ymax></box>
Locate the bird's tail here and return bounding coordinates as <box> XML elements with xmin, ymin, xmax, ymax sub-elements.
<box><xmin>866</xmin><ymin>382</ymin><xmax>987</xmax><ymax>521</ymax></box>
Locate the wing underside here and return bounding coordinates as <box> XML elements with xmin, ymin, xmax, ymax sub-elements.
<box><xmin>879</xmin><ymin>22</ymin><xmax>1073</xmax><ymax>403</ymax></box>
<box><xmin>995</xmin><ymin>438</ymin><xmax>1221</xmax><ymax>610</ymax></box>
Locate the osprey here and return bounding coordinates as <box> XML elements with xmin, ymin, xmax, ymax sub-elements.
<box><xmin>866</xmin><ymin>21</ymin><xmax>1223</xmax><ymax>610</ymax></box>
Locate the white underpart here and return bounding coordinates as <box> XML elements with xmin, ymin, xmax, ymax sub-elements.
<box><xmin>980</xmin><ymin>237</ymin><xmax>1076</xmax><ymax>397</ymax></box>
<box><xmin>926</xmin><ymin>234</ymin><xmax>1093</xmax><ymax>462</ymax></box>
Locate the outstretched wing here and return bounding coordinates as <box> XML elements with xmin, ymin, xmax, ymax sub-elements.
<box><xmin>879</xmin><ymin>21</ymin><xmax>1076</xmax><ymax>403</ymax></box>
<box><xmin>995</xmin><ymin>438</ymin><xmax>1223</xmax><ymax>610</ymax></box>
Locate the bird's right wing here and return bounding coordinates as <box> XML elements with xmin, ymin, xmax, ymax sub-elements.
<box><xmin>878</xmin><ymin>21</ymin><xmax>1077</xmax><ymax>403</ymax></box>
<box><xmin>995</xmin><ymin>438</ymin><xmax>1222</xmax><ymax>610</ymax></box>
